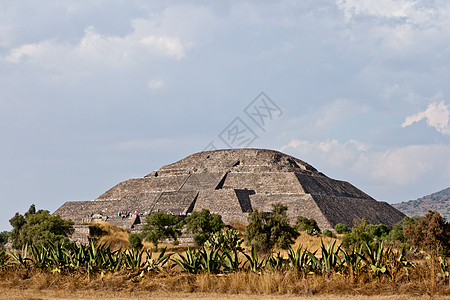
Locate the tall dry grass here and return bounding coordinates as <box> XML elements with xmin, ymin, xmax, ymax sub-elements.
<box><xmin>1</xmin><ymin>267</ymin><xmax>449</xmax><ymax>297</ymax></box>
<box><xmin>88</xmin><ymin>222</ymin><xmax>130</xmax><ymax>249</ymax></box>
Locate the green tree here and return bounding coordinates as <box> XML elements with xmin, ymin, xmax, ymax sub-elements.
<box><xmin>270</xmin><ymin>204</ymin><xmax>299</xmax><ymax>249</ymax></box>
<box><xmin>142</xmin><ymin>211</ymin><xmax>183</xmax><ymax>250</ymax></box>
<box><xmin>245</xmin><ymin>204</ymin><xmax>298</xmax><ymax>253</ymax></box>
<box><xmin>388</xmin><ymin>216</ymin><xmax>419</xmax><ymax>243</ymax></box>
<box><xmin>296</xmin><ymin>216</ymin><xmax>321</xmax><ymax>235</ymax></box>
<box><xmin>0</xmin><ymin>231</ymin><xmax>10</xmax><ymax>248</ymax></box>
<box><xmin>342</xmin><ymin>219</ymin><xmax>374</xmax><ymax>250</ymax></box>
<box><xmin>9</xmin><ymin>212</ymin><xmax>25</xmax><ymax>249</ymax></box>
<box><xmin>185</xmin><ymin>209</ymin><xmax>224</xmax><ymax>246</ymax></box>
<box><xmin>334</xmin><ymin>223</ymin><xmax>351</xmax><ymax>234</ymax></box>
<box><xmin>245</xmin><ymin>209</ymin><xmax>271</xmax><ymax>252</ymax></box>
<box><xmin>367</xmin><ymin>224</ymin><xmax>391</xmax><ymax>240</ymax></box>
<box><xmin>9</xmin><ymin>205</ymin><xmax>74</xmax><ymax>249</ymax></box>
<box><xmin>128</xmin><ymin>233</ymin><xmax>143</xmax><ymax>250</ymax></box>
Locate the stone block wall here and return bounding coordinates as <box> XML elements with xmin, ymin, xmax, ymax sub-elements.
<box><xmin>250</xmin><ymin>193</ymin><xmax>333</xmax><ymax>229</ymax></box>
<box><xmin>295</xmin><ymin>173</ymin><xmax>372</xmax><ymax>199</ymax></box>
<box><xmin>152</xmin><ymin>191</ymin><xmax>198</xmax><ymax>214</ymax></box>
<box><xmin>223</xmin><ymin>172</ymin><xmax>305</xmax><ymax>193</ymax></box>
<box><xmin>97</xmin><ymin>176</ymin><xmax>188</xmax><ymax>200</ymax></box>
<box><xmin>179</xmin><ymin>173</ymin><xmax>224</xmax><ymax>191</ymax></box>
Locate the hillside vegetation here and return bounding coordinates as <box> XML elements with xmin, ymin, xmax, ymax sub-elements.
<box><xmin>394</xmin><ymin>187</ymin><xmax>450</xmax><ymax>220</ymax></box>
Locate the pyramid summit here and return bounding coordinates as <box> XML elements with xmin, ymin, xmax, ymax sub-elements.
<box><xmin>55</xmin><ymin>148</ymin><xmax>405</xmax><ymax>237</ymax></box>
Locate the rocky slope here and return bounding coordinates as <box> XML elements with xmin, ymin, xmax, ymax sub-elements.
<box><xmin>393</xmin><ymin>187</ymin><xmax>450</xmax><ymax>220</ymax></box>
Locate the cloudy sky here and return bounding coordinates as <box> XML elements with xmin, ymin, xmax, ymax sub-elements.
<box><xmin>1</xmin><ymin>0</ymin><xmax>449</xmax><ymax>230</ymax></box>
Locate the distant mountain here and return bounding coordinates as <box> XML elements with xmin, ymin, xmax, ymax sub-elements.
<box><xmin>393</xmin><ymin>187</ymin><xmax>450</xmax><ymax>220</ymax></box>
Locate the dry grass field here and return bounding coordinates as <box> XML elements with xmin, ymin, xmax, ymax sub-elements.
<box><xmin>1</xmin><ymin>269</ymin><xmax>449</xmax><ymax>299</ymax></box>
<box><xmin>1</xmin><ymin>222</ymin><xmax>448</xmax><ymax>299</ymax></box>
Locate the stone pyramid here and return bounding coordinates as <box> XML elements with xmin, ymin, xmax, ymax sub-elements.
<box><xmin>54</xmin><ymin>148</ymin><xmax>405</xmax><ymax>230</ymax></box>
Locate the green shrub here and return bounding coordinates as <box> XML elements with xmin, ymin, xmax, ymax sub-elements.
<box><xmin>342</xmin><ymin>219</ymin><xmax>374</xmax><ymax>250</ymax></box>
<box><xmin>9</xmin><ymin>204</ymin><xmax>74</xmax><ymax>249</ymax></box>
<box><xmin>334</xmin><ymin>223</ymin><xmax>350</xmax><ymax>234</ymax></box>
<box><xmin>245</xmin><ymin>204</ymin><xmax>299</xmax><ymax>253</ymax></box>
<box><xmin>367</xmin><ymin>224</ymin><xmax>391</xmax><ymax>239</ymax></box>
<box><xmin>296</xmin><ymin>216</ymin><xmax>321</xmax><ymax>235</ymax></box>
<box><xmin>0</xmin><ymin>231</ymin><xmax>10</xmax><ymax>248</ymax></box>
<box><xmin>323</xmin><ymin>229</ymin><xmax>335</xmax><ymax>238</ymax></box>
<box><xmin>128</xmin><ymin>233</ymin><xmax>143</xmax><ymax>250</ymax></box>
<box><xmin>186</xmin><ymin>209</ymin><xmax>224</xmax><ymax>246</ymax></box>
<box><xmin>387</xmin><ymin>216</ymin><xmax>419</xmax><ymax>243</ymax></box>
<box><xmin>142</xmin><ymin>211</ymin><xmax>183</xmax><ymax>250</ymax></box>
<box><xmin>204</xmin><ymin>227</ymin><xmax>243</xmax><ymax>252</ymax></box>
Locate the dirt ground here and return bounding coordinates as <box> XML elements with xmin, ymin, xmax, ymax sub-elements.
<box><xmin>0</xmin><ymin>290</ymin><xmax>449</xmax><ymax>300</ymax></box>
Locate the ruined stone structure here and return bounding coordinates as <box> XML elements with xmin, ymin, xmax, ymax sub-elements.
<box><xmin>55</xmin><ymin>149</ymin><xmax>404</xmax><ymax>237</ymax></box>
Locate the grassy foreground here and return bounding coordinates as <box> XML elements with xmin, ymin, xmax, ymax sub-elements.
<box><xmin>1</xmin><ymin>222</ymin><xmax>449</xmax><ymax>298</ymax></box>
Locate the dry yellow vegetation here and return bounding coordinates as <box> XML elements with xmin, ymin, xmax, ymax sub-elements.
<box><xmin>89</xmin><ymin>221</ymin><xmax>340</xmax><ymax>254</ymax></box>
<box><xmin>12</xmin><ymin>221</ymin><xmax>442</xmax><ymax>298</ymax></box>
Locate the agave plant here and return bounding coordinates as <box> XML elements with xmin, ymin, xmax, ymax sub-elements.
<box><xmin>287</xmin><ymin>245</ymin><xmax>309</xmax><ymax>273</ymax></box>
<box><xmin>30</xmin><ymin>244</ymin><xmax>51</xmax><ymax>270</ymax></box>
<box><xmin>124</xmin><ymin>247</ymin><xmax>148</xmax><ymax>270</ymax></box>
<box><xmin>9</xmin><ymin>244</ymin><xmax>32</xmax><ymax>269</ymax></box>
<box><xmin>198</xmin><ymin>246</ymin><xmax>222</xmax><ymax>273</ymax></box>
<box><xmin>340</xmin><ymin>244</ymin><xmax>364</xmax><ymax>279</ymax></box>
<box><xmin>222</xmin><ymin>249</ymin><xmax>242</xmax><ymax>272</ymax></box>
<box><xmin>146</xmin><ymin>247</ymin><xmax>172</xmax><ymax>272</ymax></box>
<box><xmin>172</xmin><ymin>248</ymin><xmax>203</xmax><ymax>273</ymax></box>
<box><xmin>243</xmin><ymin>247</ymin><xmax>268</xmax><ymax>272</ymax></box>
<box><xmin>0</xmin><ymin>249</ymin><xmax>11</xmax><ymax>269</ymax></box>
<box><xmin>363</xmin><ymin>241</ymin><xmax>388</xmax><ymax>277</ymax></box>
<box><xmin>267</xmin><ymin>251</ymin><xmax>288</xmax><ymax>271</ymax></box>
<box><xmin>319</xmin><ymin>240</ymin><xmax>342</xmax><ymax>272</ymax></box>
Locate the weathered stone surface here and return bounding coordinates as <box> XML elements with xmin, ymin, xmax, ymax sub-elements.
<box><xmin>54</xmin><ymin>148</ymin><xmax>405</xmax><ymax>234</ymax></box>
<box><xmin>223</xmin><ymin>172</ymin><xmax>304</xmax><ymax>193</ymax></box>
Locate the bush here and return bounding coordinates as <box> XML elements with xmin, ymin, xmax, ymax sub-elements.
<box><xmin>142</xmin><ymin>211</ymin><xmax>183</xmax><ymax>250</ymax></box>
<box><xmin>296</xmin><ymin>216</ymin><xmax>321</xmax><ymax>235</ymax></box>
<box><xmin>245</xmin><ymin>210</ymin><xmax>271</xmax><ymax>252</ymax></box>
<box><xmin>367</xmin><ymin>224</ymin><xmax>391</xmax><ymax>239</ymax></box>
<box><xmin>185</xmin><ymin>209</ymin><xmax>224</xmax><ymax>246</ymax></box>
<box><xmin>245</xmin><ymin>204</ymin><xmax>299</xmax><ymax>253</ymax></box>
<box><xmin>9</xmin><ymin>204</ymin><xmax>74</xmax><ymax>248</ymax></box>
<box><xmin>0</xmin><ymin>231</ymin><xmax>10</xmax><ymax>248</ymax></box>
<box><xmin>204</xmin><ymin>227</ymin><xmax>243</xmax><ymax>252</ymax></box>
<box><xmin>323</xmin><ymin>229</ymin><xmax>335</xmax><ymax>238</ymax></box>
<box><xmin>334</xmin><ymin>223</ymin><xmax>350</xmax><ymax>234</ymax></box>
<box><xmin>342</xmin><ymin>219</ymin><xmax>374</xmax><ymax>250</ymax></box>
<box><xmin>403</xmin><ymin>210</ymin><xmax>450</xmax><ymax>255</ymax></box>
<box><xmin>128</xmin><ymin>233</ymin><xmax>143</xmax><ymax>250</ymax></box>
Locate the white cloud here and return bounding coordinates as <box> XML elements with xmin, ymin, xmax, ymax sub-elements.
<box><xmin>336</xmin><ymin>0</ymin><xmax>450</xmax><ymax>55</ymax></box>
<box><xmin>402</xmin><ymin>101</ymin><xmax>450</xmax><ymax>135</ymax></box>
<box><xmin>5</xmin><ymin>42</ymin><xmax>49</xmax><ymax>63</ymax></box>
<box><xmin>280</xmin><ymin>139</ymin><xmax>450</xmax><ymax>186</ymax></box>
<box><xmin>336</xmin><ymin>0</ymin><xmax>415</xmax><ymax>20</ymax></box>
<box><xmin>280</xmin><ymin>139</ymin><xmax>369</xmax><ymax>168</ymax></box>
<box><xmin>147</xmin><ymin>79</ymin><xmax>165</xmax><ymax>90</ymax></box>
<box><xmin>3</xmin><ymin>22</ymin><xmax>191</xmax><ymax>67</ymax></box>
<box><xmin>140</xmin><ymin>36</ymin><xmax>187</xmax><ymax>60</ymax></box>
<box><xmin>355</xmin><ymin>144</ymin><xmax>450</xmax><ymax>185</ymax></box>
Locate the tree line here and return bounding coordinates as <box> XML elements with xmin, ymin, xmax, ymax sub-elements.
<box><xmin>3</xmin><ymin>204</ymin><xmax>449</xmax><ymax>258</ymax></box>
